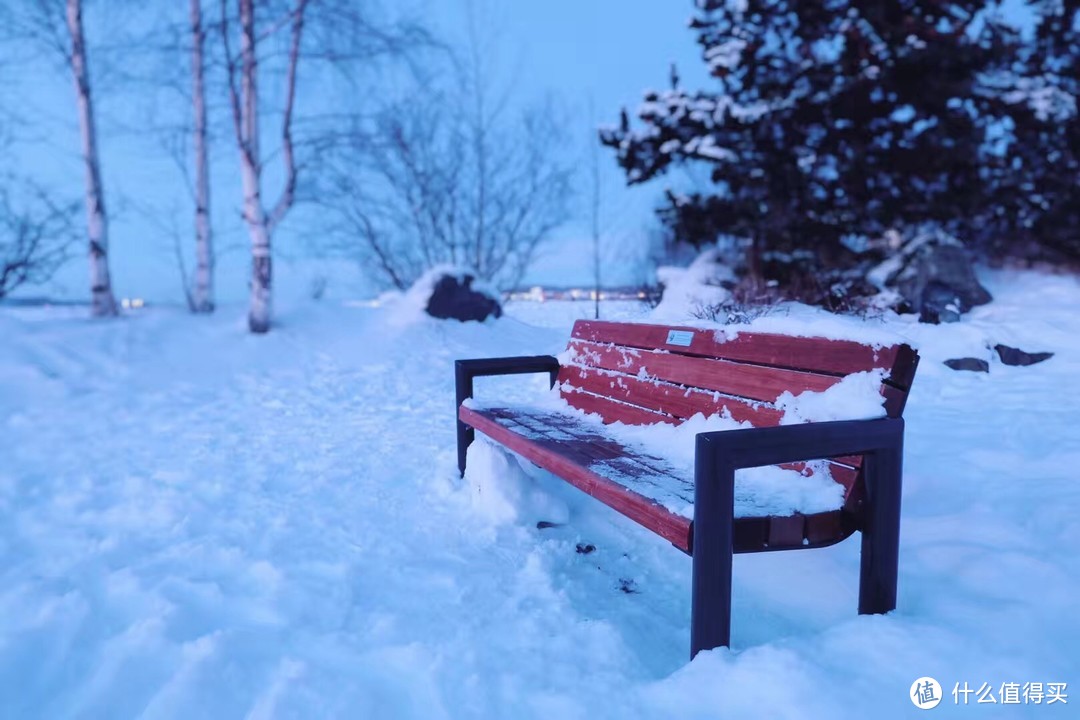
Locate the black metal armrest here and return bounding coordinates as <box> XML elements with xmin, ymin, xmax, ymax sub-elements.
<box><xmin>690</xmin><ymin>417</ymin><xmax>906</xmax><ymax>657</ymax></box>
<box><xmin>454</xmin><ymin>355</ymin><xmax>560</xmax><ymax>476</ymax></box>
<box><xmin>695</xmin><ymin>417</ymin><xmax>904</xmax><ymax>471</ymax></box>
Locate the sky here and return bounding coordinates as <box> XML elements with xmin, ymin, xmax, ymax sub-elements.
<box><xmin>419</xmin><ymin>0</ymin><xmax>712</xmax><ymax>290</ymax></box>
<box><xmin>2</xmin><ymin>0</ymin><xmax>710</xmax><ymax>306</ymax></box>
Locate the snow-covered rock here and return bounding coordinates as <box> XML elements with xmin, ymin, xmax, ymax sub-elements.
<box><xmin>994</xmin><ymin>344</ymin><xmax>1054</xmax><ymax>367</ymax></box>
<box><xmin>403</xmin><ymin>266</ymin><xmax>502</xmax><ymax>323</ymax></box>
<box><xmin>652</xmin><ymin>248</ymin><xmax>736</xmax><ymax>321</ymax></box>
<box><xmin>870</xmin><ymin>228</ymin><xmax>992</xmax><ymax>323</ymax></box>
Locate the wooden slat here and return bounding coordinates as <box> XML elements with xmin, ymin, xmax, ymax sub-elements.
<box><xmin>561</xmin><ymin>388</ymin><xmax>678</xmax><ymax>426</ymax></box>
<box><xmin>559</xmin><ymin>363</ymin><xmax>862</xmax><ymax>496</ymax></box>
<box><xmin>557</xmin><ymin>364</ymin><xmax>785</xmax><ymax>426</ymax></box>
<box><xmin>884</xmin><ymin>345</ymin><xmax>920</xmax><ymax>416</ymax></box>
<box><xmin>886</xmin><ymin>343</ymin><xmax>920</xmax><ymax>391</ymax></box>
<box><xmin>571</xmin><ymin>320</ymin><xmax>904</xmax><ymax>377</ymax></box>
<box><xmin>459</xmin><ymin>404</ymin><xmax>693</xmax><ymax>549</ymax></box>
<box><xmin>558</xmin><ymin>364</ymin><xmax>864</xmax><ymax>474</ymax></box>
<box><xmin>567</xmin><ymin>340</ymin><xmax>840</xmax><ymax>404</ymax></box>
<box><xmin>492</xmin><ymin>407</ymin><xmax>692</xmax><ymax>496</ymax></box>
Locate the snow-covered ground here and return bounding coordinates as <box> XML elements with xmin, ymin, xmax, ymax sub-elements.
<box><xmin>1</xmin><ymin>269</ymin><xmax>1078</xmax><ymax>718</ymax></box>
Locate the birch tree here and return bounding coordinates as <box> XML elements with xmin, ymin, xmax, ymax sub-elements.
<box><xmin>221</xmin><ymin>0</ymin><xmax>304</xmax><ymax>333</ymax></box>
<box><xmin>7</xmin><ymin>0</ymin><xmax>118</xmax><ymax>315</ymax></box>
<box><xmin>65</xmin><ymin>0</ymin><xmax>117</xmax><ymax>316</ymax></box>
<box><xmin>216</xmin><ymin>0</ymin><xmax>431</xmax><ymax>332</ymax></box>
<box><xmin>190</xmin><ymin>0</ymin><xmax>214</xmax><ymax>312</ymax></box>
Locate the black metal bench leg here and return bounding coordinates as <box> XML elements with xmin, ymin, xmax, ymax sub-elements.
<box><xmin>455</xmin><ymin>362</ymin><xmax>474</xmax><ymax>477</ymax></box>
<box><xmin>858</xmin><ymin>439</ymin><xmax>903</xmax><ymax>615</ymax></box>
<box><xmin>691</xmin><ymin>435</ymin><xmax>735</xmax><ymax>658</ymax></box>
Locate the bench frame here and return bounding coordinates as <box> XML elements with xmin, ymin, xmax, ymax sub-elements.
<box><xmin>455</xmin><ymin>353</ymin><xmax>906</xmax><ymax>658</ymax></box>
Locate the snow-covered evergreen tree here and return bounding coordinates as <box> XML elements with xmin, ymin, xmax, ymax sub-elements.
<box><xmin>602</xmin><ymin>0</ymin><xmax>1022</xmax><ymax>284</ymax></box>
<box><xmin>991</xmin><ymin>0</ymin><xmax>1079</xmax><ymax>262</ymax></box>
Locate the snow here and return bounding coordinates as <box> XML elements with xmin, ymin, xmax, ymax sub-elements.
<box><xmin>981</xmin><ymin>70</ymin><xmax>1077</xmax><ymax>123</ymax></box>
<box><xmin>776</xmin><ymin>370</ymin><xmax>888</xmax><ymax>425</ymax></box>
<box><xmin>2</xmin><ymin>267</ymin><xmax>1079</xmax><ymax>717</ymax></box>
<box><xmin>653</xmin><ymin>248</ymin><xmax>735</xmax><ymax>321</ymax></box>
<box><xmin>464</xmin><ymin>399</ymin><xmax>847</xmax><ymax>520</ymax></box>
<box><xmin>704</xmin><ymin>39</ymin><xmax>747</xmax><ymax>71</ymax></box>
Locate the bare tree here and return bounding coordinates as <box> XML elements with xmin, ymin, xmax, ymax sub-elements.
<box><xmin>220</xmin><ymin>0</ymin><xmax>304</xmax><ymax>333</ymax></box>
<box><xmin>65</xmin><ymin>0</ymin><xmax>118</xmax><ymax>315</ymax></box>
<box><xmin>5</xmin><ymin>0</ymin><xmax>120</xmax><ymax>314</ymax></box>
<box><xmin>0</xmin><ymin>184</ymin><xmax>78</xmax><ymax>299</ymax></box>
<box><xmin>10</xmin><ymin>0</ymin><xmax>121</xmax><ymax>314</ymax></box>
<box><xmin>318</xmin><ymin>15</ymin><xmax>574</xmax><ymax>292</ymax></box>
<box><xmin>215</xmin><ymin>0</ymin><xmax>432</xmax><ymax>331</ymax></box>
<box><xmin>190</xmin><ymin>0</ymin><xmax>214</xmax><ymax>312</ymax></box>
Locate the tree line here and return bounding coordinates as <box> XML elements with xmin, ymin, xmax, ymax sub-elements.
<box><xmin>0</xmin><ymin>0</ymin><xmax>574</xmax><ymax>333</ymax></box>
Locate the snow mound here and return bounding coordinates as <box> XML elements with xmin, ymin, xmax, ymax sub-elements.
<box><xmin>777</xmin><ymin>370</ymin><xmax>888</xmax><ymax>424</ymax></box>
<box><xmin>462</xmin><ymin>437</ymin><xmax>569</xmax><ymax>527</ymax></box>
<box><xmin>652</xmin><ymin>248</ymin><xmax>735</xmax><ymax>321</ymax></box>
<box><xmin>382</xmin><ymin>265</ymin><xmax>502</xmax><ymax>323</ymax></box>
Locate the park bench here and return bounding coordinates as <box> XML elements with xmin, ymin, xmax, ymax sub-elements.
<box><xmin>455</xmin><ymin>319</ymin><xmax>919</xmax><ymax>657</ymax></box>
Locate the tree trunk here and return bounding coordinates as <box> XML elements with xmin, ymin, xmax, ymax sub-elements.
<box><xmin>224</xmin><ymin>0</ymin><xmax>304</xmax><ymax>333</ymax></box>
<box><xmin>590</xmin><ymin>99</ymin><xmax>601</xmax><ymax>320</ymax></box>
<box><xmin>191</xmin><ymin>0</ymin><xmax>214</xmax><ymax>313</ymax></box>
<box><xmin>237</xmin><ymin>0</ymin><xmax>271</xmax><ymax>333</ymax></box>
<box><xmin>66</xmin><ymin>0</ymin><xmax>117</xmax><ymax>317</ymax></box>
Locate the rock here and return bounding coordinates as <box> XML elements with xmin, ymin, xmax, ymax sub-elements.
<box><xmin>871</xmin><ymin>228</ymin><xmax>992</xmax><ymax>323</ymax></box>
<box><xmin>944</xmin><ymin>358</ymin><xmax>990</xmax><ymax>372</ymax></box>
<box><xmin>994</xmin><ymin>344</ymin><xmax>1054</xmax><ymax>367</ymax></box>
<box><xmin>424</xmin><ymin>271</ymin><xmax>502</xmax><ymax>322</ymax></box>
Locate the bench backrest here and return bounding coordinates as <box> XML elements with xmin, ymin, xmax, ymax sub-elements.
<box><xmin>558</xmin><ymin>320</ymin><xmax>919</xmax><ymax>504</ymax></box>
<box><xmin>559</xmin><ymin>320</ymin><xmax>918</xmax><ymax>426</ymax></box>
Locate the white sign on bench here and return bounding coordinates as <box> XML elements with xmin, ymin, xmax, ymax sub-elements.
<box><xmin>665</xmin><ymin>329</ymin><xmax>694</xmax><ymax>347</ymax></box>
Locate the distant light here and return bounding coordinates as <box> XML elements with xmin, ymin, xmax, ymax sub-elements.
<box><xmin>121</xmin><ymin>298</ymin><xmax>130</xmax><ymax>309</ymax></box>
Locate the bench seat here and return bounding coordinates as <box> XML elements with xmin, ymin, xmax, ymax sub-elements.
<box><xmin>461</xmin><ymin>400</ymin><xmax>858</xmax><ymax>554</ymax></box>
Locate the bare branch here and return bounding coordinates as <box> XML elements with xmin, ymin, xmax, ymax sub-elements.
<box><xmin>266</xmin><ymin>0</ymin><xmax>307</xmax><ymax>234</ymax></box>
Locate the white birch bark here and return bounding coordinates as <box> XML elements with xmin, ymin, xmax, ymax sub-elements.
<box><xmin>224</xmin><ymin>0</ymin><xmax>304</xmax><ymax>333</ymax></box>
<box><xmin>66</xmin><ymin>0</ymin><xmax>117</xmax><ymax>317</ymax></box>
<box><xmin>191</xmin><ymin>0</ymin><xmax>214</xmax><ymax>313</ymax></box>
<box><xmin>237</xmin><ymin>0</ymin><xmax>271</xmax><ymax>332</ymax></box>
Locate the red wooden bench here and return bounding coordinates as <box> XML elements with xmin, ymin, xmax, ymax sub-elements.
<box><xmin>455</xmin><ymin>319</ymin><xmax>919</xmax><ymax>656</ymax></box>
